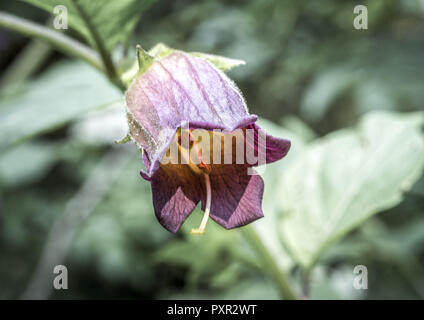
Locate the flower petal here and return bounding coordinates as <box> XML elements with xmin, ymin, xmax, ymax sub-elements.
<box><xmin>246</xmin><ymin>123</ymin><xmax>291</xmax><ymax>165</ymax></box>
<box><xmin>203</xmin><ymin>165</ymin><xmax>264</xmax><ymax>229</ymax></box>
<box><xmin>126</xmin><ymin>52</ymin><xmax>257</xmax><ymax>178</ymax></box>
<box><xmin>150</xmin><ymin>163</ymin><xmax>203</xmax><ymax>233</ymax></box>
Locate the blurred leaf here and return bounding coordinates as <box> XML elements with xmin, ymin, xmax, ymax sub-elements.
<box><xmin>0</xmin><ymin>142</ymin><xmax>59</xmax><ymax>188</ymax></box>
<box><xmin>70</xmin><ymin>102</ymin><xmax>127</xmax><ymax>145</ymax></box>
<box><xmin>410</xmin><ymin>175</ymin><xmax>424</xmax><ymax>197</ymax></box>
<box><xmin>278</xmin><ymin>111</ymin><xmax>424</xmax><ymax>270</ymax></box>
<box><xmin>309</xmin><ymin>265</ymin><xmax>364</xmax><ymax>300</ymax></box>
<box><xmin>209</xmin><ymin>263</ymin><xmax>244</xmax><ymax>289</ymax></box>
<box><xmin>352</xmin><ymin>219</ymin><xmax>424</xmax><ymax>298</ymax></box>
<box><xmin>0</xmin><ymin>62</ymin><xmax>121</xmax><ymax>153</ymax></box>
<box><xmin>253</xmin><ymin>118</ymin><xmax>308</xmax><ymax>272</ymax></box>
<box><xmin>280</xmin><ymin>115</ymin><xmax>317</xmax><ymax>143</ymax></box>
<box><xmin>20</xmin><ymin>0</ymin><xmax>155</xmax><ymax>51</ymax></box>
<box><xmin>187</xmin><ymin>8</ymin><xmax>273</xmax><ymax>79</ymax></box>
<box><xmin>70</xmin><ymin>153</ymin><xmax>166</xmax><ymax>290</ymax></box>
<box><xmin>154</xmin><ymin>210</ymin><xmax>243</xmax><ymax>288</ymax></box>
<box><xmin>300</xmin><ymin>66</ymin><xmax>359</xmax><ymax>122</ymax></box>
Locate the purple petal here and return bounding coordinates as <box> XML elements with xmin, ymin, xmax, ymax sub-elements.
<box><xmin>245</xmin><ymin>123</ymin><xmax>291</xmax><ymax>165</ymax></box>
<box><xmin>126</xmin><ymin>52</ymin><xmax>256</xmax><ymax>178</ymax></box>
<box><xmin>151</xmin><ymin>164</ymin><xmax>203</xmax><ymax>233</ymax></box>
<box><xmin>203</xmin><ymin>165</ymin><xmax>264</xmax><ymax>229</ymax></box>
<box><xmin>140</xmin><ymin>151</ymin><xmax>152</xmax><ymax>181</ymax></box>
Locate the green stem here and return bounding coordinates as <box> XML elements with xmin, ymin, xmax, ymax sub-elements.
<box><xmin>69</xmin><ymin>0</ymin><xmax>124</xmax><ymax>90</ymax></box>
<box><xmin>301</xmin><ymin>269</ymin><xmax>311</xmax><ymax>299</ymax></box>
<box><xmin>0</xmin><ymin>12</ymin><xmax>103</xmax><ymax>72</ymax></box>
<box><xmin>0</xmin><ymin>40</ymin><xmax>51</xmax><ymax>87</ymax></box>
<box><xmin>240</xmin><ymin>225</ymin><xmax>297</xmax><ymax>300</ymax></box>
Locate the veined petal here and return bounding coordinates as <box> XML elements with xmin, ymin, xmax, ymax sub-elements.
<box><xmin>203</xmin><ymin>165</ymin><xmax>264</xmax><ymax>229</ymax></box>
<box><xmin>245</xmin><ymin>123</ymin><xmax>291</xmax><ymax>165</ymax></box>
<box><xmin>126</xmin><ymin>52</ymin><xmax>256</xmax><ymax>178</ymax></box>
<box><xmin>150</xmin><ymin>163</ymin><xmax>203</xmax><ymax>233</ymax></box>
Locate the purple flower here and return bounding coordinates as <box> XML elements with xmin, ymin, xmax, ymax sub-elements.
<box><xmin>125</xmin><ymin>51</ymin><xmax>290</xmax><ymax>233</ymax></box>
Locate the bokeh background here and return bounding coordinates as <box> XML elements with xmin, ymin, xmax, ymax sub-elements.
<box><xmin>0</xmin><ymin>0</ymin><xmax>424</xmax><ymax>299</ymax></box>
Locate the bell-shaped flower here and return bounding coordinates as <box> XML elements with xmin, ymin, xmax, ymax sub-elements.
<box><xmin>125</xmin><ymin>49</ymin><xmax>290</xmax><ymax>233</ymax></box>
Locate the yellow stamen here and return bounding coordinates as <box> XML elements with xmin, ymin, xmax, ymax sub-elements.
<box><xmin>190</xmin><ymin>173</ymin><xmax>211</xmax><ymax>235</ymax></box>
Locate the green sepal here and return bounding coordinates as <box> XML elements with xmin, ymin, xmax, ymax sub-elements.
<box><xmin>120</xmin><ymin>42</ymin><xmax>246</xmax><ymax>88</ymax></box>
<box><xmin>121</xmin><ymin>45</ymin><xmax>155</xmax><ymax>88</ymax></box>
<box><xmin>115</xmin><ymin>133</ymin><xmax>131</xmax><ymax>144</ymax></box>
<box><xmin>189</xmin><ymin>52</ymin><xmax>245</xmax><ymax>71</ymax></box>
<box><xmin>149</xmin><ymin>43</ymin><xmax>246</xmax><ymax>71</ymax></box>
<box><xmin>136</xmin><ymin>45</ymin><xmax>155</xmax><ymax>75</ymax></box>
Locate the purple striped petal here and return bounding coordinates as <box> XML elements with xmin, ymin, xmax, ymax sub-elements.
<box><xmin>202</xmin><ymin>164</ymin><xmax>264</xmax><ymax>229</ymax></box>
<box><xmin>246</xmin><ymin>123</ymin><xmax>291</xmax><ymax>165</ymax></box>
<box><xmin>150</xmin><ymin>163</ymin><xmax>203</xmax><ymax>233</ymax></box>
<box><xmin>126</xmin><ymin>52</ymin><xmax>257</xmax><ymax>178</ymax></box>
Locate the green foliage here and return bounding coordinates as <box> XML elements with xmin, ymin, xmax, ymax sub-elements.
<box><xmin>20</xmin><ymin>0</ymin><xmax>155</xmax><ymax>51</ymax></box>
<box><xmin>0</xmin><ymin>62</ymin><xmax>121</xmax><ymax>153</ymax></box>
<box><xmin>154</xmin><ymin>212</ymin><xmax>244</xmax><ymax>289</ymax></box>
<box><xmin>277</xmin><ymin>111</ymin><xmax>424</xmax><ymax>270</ymax></box>
<box><xmin>70</xmin><ymin>154</ymin><xmax>167</xmax><ymax>291</ymax></box>
<box><xmin>0</xmin><ymin>142</ymin><xmax>59</xmax><ymax>188</ymax></box>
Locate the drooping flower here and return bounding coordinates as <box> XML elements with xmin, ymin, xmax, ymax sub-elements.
<box><xmin>125</xmin><ymin>47</ymin><xmax>290</xmax><ymax>234</ymax></box>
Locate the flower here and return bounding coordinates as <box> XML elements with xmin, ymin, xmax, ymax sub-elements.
<box><xmin>125</xmin><ymin>50</ymin><xmax>290</xmax><ymax>233</ymax></box>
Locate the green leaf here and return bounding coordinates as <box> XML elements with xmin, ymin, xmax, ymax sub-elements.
<box><xmin>0</xmin><ymin>62</ymin><xmax>122</xmax><ymax>153</ymax></box>
<box><xmin>253</xmin><ymin>118</ymin><xmax>308</xmax><ymax>273</ymax></box>
<box><xmin>277</xmin><ymin>111</ymin><xmax>424</xmax><ymax>270</ymax></box>
<box><xmin>0</xmin><ymin>142</ymin><xmax>59</xmax><ymax>188</ymax></box>
<box><xmin>280</xmin><ymin>115</ymin><xmax>317</xmax><ymax>143</ymax></box>
<box><xmin>20</xmin><ymin>0</ymin><xmax>155</xmax><ymax>51</ymax></box>
<box><xmin>190</xmin><ymin>52</ymin><xmax>245</xmax><ymax>72</ymax></box>
<box><xmin>300</xmin><ymin>66</ymin><xmax>359</xmax><ymax>122</ymax></box>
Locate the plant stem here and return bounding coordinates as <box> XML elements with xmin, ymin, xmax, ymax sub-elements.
<box><xmin>69</xmin><ymin>0</ymin><xmax>124</xmax><ymax>90</ymax></box>
<box><xmin>301</xmin><ymin>269</ymin><xmax>311</xmax><ymax>299</ymax></box>
<box><xmin>240</xmin><ymin>225</ymin><xmax>297</xmax><ymax>300</ymax></box>
<box><xmin>0</xmin><ymin>40</ymin><xmax>51</xmax><ymax>87</ymax></box>
<box><xmin>0</xmin><ymin>12</ymin><xmax>103</xmax><ymax>72</ymax></box>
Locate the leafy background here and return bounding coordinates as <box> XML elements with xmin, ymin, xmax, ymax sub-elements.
<box><xmin>0</xmin><ymin>0</ymin><xmax>424</xmax><ymax>299</ymax></box>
